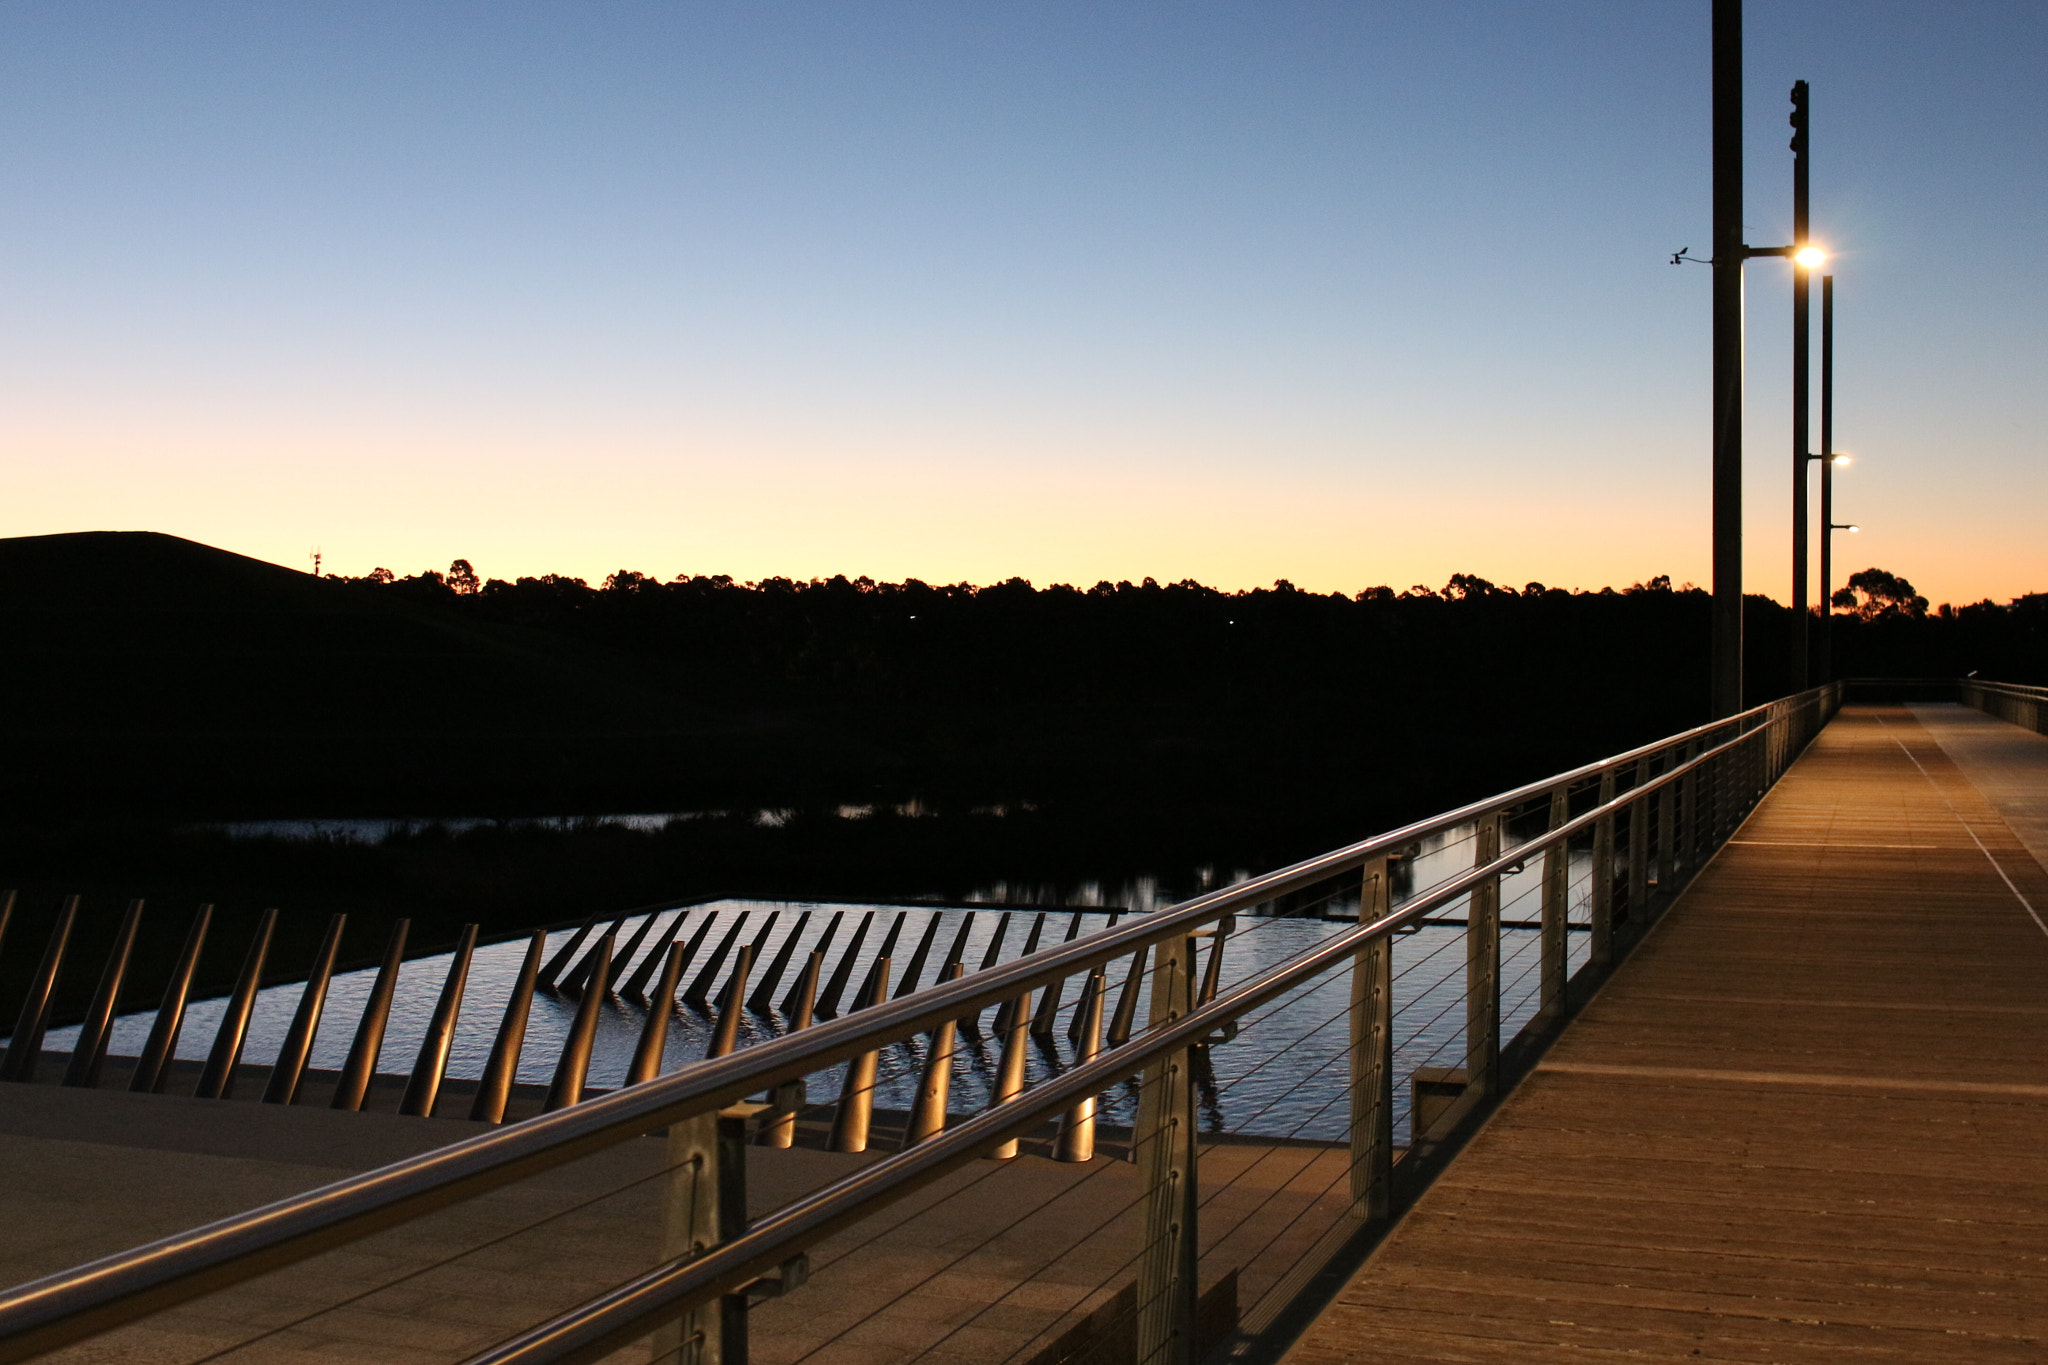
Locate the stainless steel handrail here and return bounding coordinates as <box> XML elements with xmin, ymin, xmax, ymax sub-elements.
<box><xmin>463</xmin><ymin>707</ymin><xmax>1809</xmax><ymax>1365</ymax></box>
<box><xmin>0</xmin><ymin>684</ymin><xmax>1839</xmax><ymax>1363</ymax></box>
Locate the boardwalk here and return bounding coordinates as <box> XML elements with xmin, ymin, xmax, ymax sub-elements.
<box><xmin>1287</xmin><ymin>704</ymin><xmax>2048</xmax><ymax>1363</ymax></box>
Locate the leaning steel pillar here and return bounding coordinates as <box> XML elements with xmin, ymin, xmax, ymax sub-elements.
<box><xmin>1711</xmin><ymin>0</ymin><xmax>1745</xmax><ymax>717</ymax></box>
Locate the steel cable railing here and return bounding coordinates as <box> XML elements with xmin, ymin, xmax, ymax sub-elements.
<box><xmin>0</xmin><ymin>683</ymin><xmax>1841</xmax><ymax>1365</ymax></box>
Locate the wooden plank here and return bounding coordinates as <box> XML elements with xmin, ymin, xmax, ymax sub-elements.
<box><xmin>1284</xmin><ymin>705</ymin><xmax>2048</xmax><ymax>1363</ymax></box>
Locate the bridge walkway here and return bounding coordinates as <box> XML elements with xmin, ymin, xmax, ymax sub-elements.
<box><xmin>1284</xmin><ymin>703</ymin><xmax>2048</xmax><ymax>1363</ymax></box>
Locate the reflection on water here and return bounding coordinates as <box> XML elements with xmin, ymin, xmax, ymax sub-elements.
<box><xmin>49</xmin><ymin>821</ymin><xmax>1592</xmax><ymax>1145</ymax></box>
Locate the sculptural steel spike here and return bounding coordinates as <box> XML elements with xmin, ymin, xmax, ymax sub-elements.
<box><xmin>472</xmin><ymin>930</ymin><xmax>546</xmax><ymax>1123</ymax></box>
<box><xmin>333</xmin><ymin>919</ymin><xmax>409</xmax><ymax>1111</ymax></box>
<box><xmin>131</xmin><ymin>905</ymin><xmax>212</xmax><ymax>1095</ymax></box>
<box><xmin>399</xmin><ymin>924</ymin><xmax>479</xmax><ymax>1117</ymax></box>
<box><xmin>195</xmin><ymin>908</ymin><xmax>278</xmax><ymax>1100</ymax></box>
<box><xmin>63</xmin><ymin>899</ymin><xmax>145</xmax><ymax>1089</ymax></box>
<box><xmin>262</xmin><ymin>913</ymin><xmax>347</xmax><ymax>1105</ymax></box>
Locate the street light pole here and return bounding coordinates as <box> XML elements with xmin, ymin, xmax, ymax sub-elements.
<box><xmin>1789</xmin><ymin>80</ymin><xmax>1812</xmax><ymax>691</ymax></box>
<box><xmin>1818</xmin><ymin>273</ymin><xmax>1836</xmax><ymax>682</ymax></box>
<box><xmin>1711</xmin><ymin>0</ymin><xmax>1745</xmax><ymax>718</ymax></box>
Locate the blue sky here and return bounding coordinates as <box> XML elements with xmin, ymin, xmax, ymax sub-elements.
<box><xmin>2</xmin><ymin>2</ymin><xmax>2042</xmax><ymax>604</ymax></box>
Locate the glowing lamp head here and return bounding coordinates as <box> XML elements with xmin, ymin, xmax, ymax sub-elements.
<box><xmin>1845</xmin><ymin>524</ymin><xmax>1861</xmax><ymax>533</ymax></box>
<box><xmin>1830</xmin><ymin>453</ymin><xmax>1851</xmax><ymax>466</ymax></box>
<box><xmin>1794</xmin><ymin>246</ymin><xmax>1828</xmax><ymax>269</ymax></box>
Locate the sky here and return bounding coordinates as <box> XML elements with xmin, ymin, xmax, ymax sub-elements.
<box><xmin>2</xmin><ymin>2</ymin><xmax>2043</xmax><ymax>605</ymax></box>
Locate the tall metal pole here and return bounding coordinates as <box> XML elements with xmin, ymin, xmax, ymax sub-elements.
<box><xmin>1711</xmin><ymin>0</ymin><xmax>1745</xmax><ymax>717</ymax></box>
<box><xmin>1789</xmin><ymin>80</ymin><xmax>1811</xmax><ymax>690</ymax></box>
<box><xmin>1818</xmin><ymin>273</ymin><xmax>1835</xmax><ymax>683</ymax></box>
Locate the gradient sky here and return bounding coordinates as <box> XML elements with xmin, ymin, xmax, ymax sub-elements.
<box><xmin>3</xmin><ymin>2</ymin><xmax>2043</xmax><ymax>604</ymax></box>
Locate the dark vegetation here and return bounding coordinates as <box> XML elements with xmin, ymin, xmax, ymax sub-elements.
<box><xmin>2</xmin><ymin>531</ymin><xmax>2043</xmax><ymax>1021</ymax></box>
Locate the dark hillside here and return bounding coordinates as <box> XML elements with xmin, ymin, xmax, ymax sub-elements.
<box><xmin>0</xmin><ymin>532</ymin><xmax>872</xmax><ymax>819</ymax></box>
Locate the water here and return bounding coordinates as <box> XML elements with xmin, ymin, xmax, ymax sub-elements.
<box><xmin>47</xmin><ymin>823</ymin><xmax>1592</xmax><ymax>1145</ymax></box>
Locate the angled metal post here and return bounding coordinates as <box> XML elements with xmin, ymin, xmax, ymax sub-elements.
<box><xmin>195</xmin><ymin>908</ymin><xmax>278</xmax><ymax>1100</ymax></box>
<box><xmin>989</xmin><ymin>983</ymin><xmax>1035</xmax><ymax>1160</ymax></box>
<box><xmin>827</xmin><ymin>958</ymin><xmax>891</xmax><ymax>1153</ymax></box>
<box><xmin>262</xmin><ymin>913</ymin><xmax>347</xmax><ymax>1105</ymax></box>
<box><xmin>621</xmin><ymin>911</ymin><xmax>687</xmax><ymax>1001</ymax></box>
<box><xmin>1054</xmin><ymin>970</ymin><xmax>1107</xmax><ymax>1162</ymax></box>
<box><xmin>748</xmin><ymin>909</ymin><xmax>809</xmax><ymax>1011</ymax></box>
<box><xmin>759</xmin><ymin>951</ymin><xmax>820</xmax><ymax>1150</ymax></box>
<box><xmin>63</xmin><ymin>899</ymin><xmax>145</xmax><ymax>1089</ymax></box>
<box><xmin>1349</xmin><ymin>857</ymin><xmax>1393</xmax><ymax>1220</ymax></box>
<box><xmin>625</xmin><ymin>938</ymin><xmax>688</xmax><ymax>1089</ymax></box>
<box><xmin>705</xmin><ymin>946</ymin><xmax>755</xmax><ymax>1060</ymax></box>
<box><xmin>535</xmin><ymin>911</ymin><xmax>601</xmax><ymax>990</ymax></box>
<box><xmin>813</xmin><ymin>911</ymin><xmax>874</xmax><ymax>1017</ymax></box>
<box><xmin>781</xmin><ymin>911</ymin><xmax>841</xmax><ymax>1016</ymax></box>
<box><xmin>401</xmin><ymin>924</ymin><xmax>480</xmax><ymax>1118</ymax></box>
<box><xmin>472</xmin><ymin>930</ymin><xmax>546</xmax><ymax>1122</ymax></box>
<box><xmin>543</xmin><ymin>934</ymin><xmax>610</xmax><ymax>1113</ymax></box>
<box><xmin>1</xmin><ymin>896</ymin><xmax>79</xmax><ymax>1083</ymax></box>
<box><xmin>895</xmin><ymin>913</ymin><xmax>943</xmax><ymax>998</ymax></box>
<box><xmin>607</xmin><ymin>910</ymin><xmax>671</xmax><ymax>995</ymax></box>
<box><xmin>1107</xmin><ymin>943</ymin><xmax>1149</xmax><ymax>1048</ymax></box>
<box><xmin>131</xmin><ymin>905</ymin><xmax>212</xmax><ymax>1095</ymax></box>
<box><xmin>905</xmin><ymin>962</ymin><xmax>966</xmax><ymax>1147</ymax></box>
<box><xmin>333</xmin><ymin>919</ymin><xmax>409</xmax><ymax>1112</ymax></box>
<box><xmin>684</xmin><ymin>913</ymin><xmax>753</xmax><ymax>1010</ymax></box>
<box><xmin>1134</xmin><ymin>932</ymin><xmax>1198</xmax><ymax>1365</ymax></box>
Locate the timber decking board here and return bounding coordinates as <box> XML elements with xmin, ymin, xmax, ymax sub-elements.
<box><xmin>1283</xmin><ymin>704</ymin><xmax>2048</xmax><ymax>1364</ymax></box>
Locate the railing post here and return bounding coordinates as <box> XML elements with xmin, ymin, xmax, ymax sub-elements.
<box><xmin>827</xmin><ymin>958</ymin><xmax>890</xmax><ymax>1153</ymax></box>
<box><xmin>1589</xmin><ymin>771</ymin><xmax>1616</xmax><ymax>965</ymax></box>
<box><xmin>1539</xmin><ymin>787</ymin><xmax>1569</xmax><ymax>1018</ymax></box>
<box><xmin>1134</xmin><ymin>934</ymin><xmax>1198</xmax><ymax>1365</ymax></box>
<box><xmin>989</xmin><ymin>983</ymin><xmax>1035</xmax><ymax>1161</ymax></box>
<box><xmin>1467</xmin><ymin>813</ymin><xmax>1501</xmax><ymax>1093</ymax></box>
<box><xmin>1054</xmin><ymin>969</ymin><xmax>1107</xmax><ymax>1162</ymax></box>
<box><xmin>657</xmin><ymin>1104</ymin><xmax>756</xmax><ymax>1365</ymax></box>
<box><xmin>906</xmin><ymin>962</ymin><xmax>965</xmax><ymax>1147</ymax></box>
<box><xmin>1348</xmin><ymin>856</ymin><xmax>1393</xmax><ymax>1220</ymax></box>
<box><xmin>1626</xmin><ymin>764</ymin><xmax>1649</xmax><ymax>922</ymax></box>
<box><xmin>1656</xmin><ymin>753</ymin><xmax>1677</xmax><ymax>896</ymax></box>
<box><xmin>1680</xmin><ymin>740</ymin><xmax>1700</xmax><ymax>873</ymax></box>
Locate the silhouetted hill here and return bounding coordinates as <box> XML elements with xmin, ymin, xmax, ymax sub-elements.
<box><xmin>0</xmin><ymin>532</ymin><xmax>877</xmax><ymax>818</ymax></box>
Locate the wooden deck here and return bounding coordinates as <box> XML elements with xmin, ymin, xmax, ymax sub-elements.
<box><xmin>1284</xmin><ymin>704</ymin><xmax>2048</xmax><ymax>1363</ymax></box>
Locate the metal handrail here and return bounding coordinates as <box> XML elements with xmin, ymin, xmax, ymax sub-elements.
<box><xmin>463</xmin><ymin>704</ymin><xmax>1812</xmax><ymax>1365</ymax></box>
<box><xmin>0</xmin><ymin>684</ymin><xmax>1838</xmax><ymax>1363</ymax></box>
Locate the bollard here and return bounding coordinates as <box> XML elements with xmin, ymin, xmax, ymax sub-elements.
<box><xmin>607</xmin><ymin>909</ymin><xmax>672</xmax><ymax>994</ymax></box>
<box><xmin>684</xmin><ymin>912</ymin><xmax>753</xmax><ymax>1009</ymax></box>
<box><xmin>472</xmin><ymin>930</ymin><xmax>546</xmax><ymax>1122</ymax></box>
<box><xmin>1134</xmin><ymin>934</ymin><xmax>1198</xmax><ymax>1365</ymax></box>
<box><xmin>262</xmin><ymin>913</ymin><xmax>347</xmax><ymax>1105</ymax></box>
<box><xmin>399</xmin><ymin>923</ymin><xmax>480</xmax><ymax>1118</ymax></box>
<box><xmin>813</xmin><ymin>911</ymin><xmax>875</xmax><ymax>1018</ymax></box>
<box><xmin>667</xmin><ymin>913</ymin><xmax>722</xmax><ymax>1004</ymax></box>
<box><xmin>195</xmin><ymin>908</ymin><xmax>278</xmax><ymax>1100</ymax></box>
<box><xmin>873</xmin><ymin>910</ymin><xmax>908</xmax><ymax>964</ymax></box>
<box><xmin>993</xmin><ymin>913</ymin><xmax>1046</xmax><ymax>1036</ymax></box>
<box><xmin>989</xmin><ymin>984</ymin><xmax>1035</xmax><ymax>1160</ymax></box>
<box><xmin>535</xmin><ymin>911</ymin><xmax>601</xmax><ymax>989</ymax></box>
<box><xmin>782</xmin><ymin>910</ymin><xmax>843</xmax><ymax>1016</ymax></box>
<box><xmin>621</xmin><ymin>911</ymin><xmax>688</xmax><ymax>1000</ymax></box>
<box><xmin>0</xmin><ymin>896</ymin><xmax>80</xmax><ymax>1083</ymax></box>
<box><xmin>904</xmin><ymin>961</ymin><xmax>966</xmax><ymax>1146</ymax></box>
<box><xmin>937</xmin><ymin>912</ymin><xmax>976</xmax><ymax>977</ymax></box>
<box><xmin>705</xmin><ymin>945</ymin><xmax>755</xmax><ymax>1060</ymax></box>
<box><xmin>1031</xmin><ymin>915</ymin><xmax>1086</xmax><ymax>1036</ymax></box>
<box><xmin>1467</xmin><ymin>813</ymin><xmax>1501</xmax><ymax>1095</ymax></box>
<box><xmin>827</xmin><ymin>958</ymin><xmax>891</xmax><ymax>1152</ymax></box>
<box><xmin>748</xmin><ymin>909</ymin><xmax>811</xmax><ymax>1011</ymax></box>
<box><xmin>563</xmin><ymin>914</ymin><xmax>631</xmax><ymax>994</ymax></box>
<box><xmin>333</xmin><ymin>919</ymin><xmax>409</xmax><ymax>1111</ymax></box>
<box><xmin>1106</xmin><ymin>944</ymin><xmax>1149</xmax><ymax>1048</ymax></box>
<box><xmin>739</xmin><ymin>913</ymin><xmax>781</xmax><ymax>993</ymax></box>
<box><xmin>1054</xmin><ymin>970</ymin><xmax>1107</xmax><ymax>1162</ymax></box>
<box><xmin>1539</xmin><ymin>788</ymin><xmax>1569</xmax><ymax>1019</ymax></box>
<box><xmin>759</xmin><ymin>951</ymin><xmax>821</xmax><ymax>1149</ymax></box>
<box><xmin>543</xmin><ymin>933</ymin><xmax>610</xmax><ymax>1112</ymax></box>
<box><xmin>63</xmin><ymin>899</ymin><xmax>145</xmax><ymax>1089</ymax></box>
<box><xmin>1348</xmin><ymin>855</ymin><xmax>1394</xmax><ymax>1221</ymax></box>
<box><xmin>895</xmin><ymin>913</ymin><xmax>943</xmax><ymax>998</ymax></box>
<box><xmin>1590</xmin><ymin>769</ymin><xmax>1617</xmax><ymax>966</ymax></box>
<box><xmin>625</xmin><ymin>939</ymin><xmax>688</xmax><ymax>1087</ymax></box>
<box><xmin>131</xmin><ymin>905</ymin><xmax>212</xmax><ymax>1095</ymax></box>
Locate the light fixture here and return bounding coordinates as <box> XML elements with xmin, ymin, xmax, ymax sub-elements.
<box><xmin>1794</xmin><ymin>245</ymin><xmax>1828</xmax><ymax>268</ymax></box>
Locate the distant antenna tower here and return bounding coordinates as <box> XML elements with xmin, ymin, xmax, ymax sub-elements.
<box><xmin>310</xmin><ymin>547</ymin><xmax>322</xmax><ymax>577</ymax></box>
